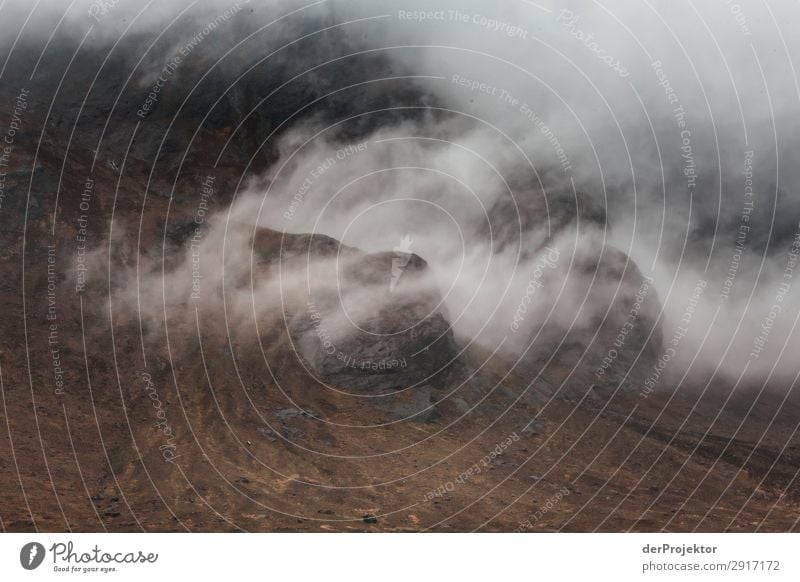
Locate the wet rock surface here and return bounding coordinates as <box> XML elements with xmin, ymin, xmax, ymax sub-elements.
<box><xmin>288</xmin><ymin>244</ymin><xmax>460</xmax><ymax>394</ymax></box>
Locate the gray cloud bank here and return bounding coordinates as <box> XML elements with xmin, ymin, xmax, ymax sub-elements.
<box><xmin>3</xmin><ymin>0</ymin><xmax>800</xmax><ymax>387</ymax></box>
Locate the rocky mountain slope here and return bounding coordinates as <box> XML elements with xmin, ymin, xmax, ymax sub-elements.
<box><xmin>0</xmin><ymin>11</ymin><xmax>798</xmax><ymax>533</ymax></box>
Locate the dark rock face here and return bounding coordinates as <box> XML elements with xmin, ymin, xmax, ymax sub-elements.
<box><xmin>480</xmin><ymin>186</ymin><xmax>662</xmax><ymax>398</ymax></box>
<box><xmin>283</xmin><ymin>239</ymin><xmax>460</xmax><ymax>394</ymax></box>
<box><xmin>0</xmin><ymin>167</ymin><xmax>54</xmax><ymax>232</ymax></box>
<box><xmin>521</xmin><ymin>246</ymin><xmax>662</xmax><ymax>398</ymax></box>
<box><xmin>480</xmin><ymin>188</ymin><xmax>607</xmax><ymax>258</ymax></box>
<box><xmin>0</xmin><ymin>23</ymin><xmax>441</xmax><ymax>209</ymax></box>
<box><xmin>294</xmin><ymin>305</ymin><xmax>457</xmax><ymax>393</ymax></box>
<box><xmin>374</xmin><ymin>384</ymin><xmax>437</xmax><ymax>423</ymax></box>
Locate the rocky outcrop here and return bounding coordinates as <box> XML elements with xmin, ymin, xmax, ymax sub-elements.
<box><xmin>481</xmin><ymin>187</ymin><xmax>662</xmax><ymax>398</ymax></box>
<box><xmin>285</xmin><ymin>239</ymin><xmax>461</xmax><ymax>394</ymax></box>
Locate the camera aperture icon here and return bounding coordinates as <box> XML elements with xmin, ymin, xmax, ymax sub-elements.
<box><xmin>20</xmin><ymin>542</ymin><xmax>46</xmax><ymax>570</ymax></box>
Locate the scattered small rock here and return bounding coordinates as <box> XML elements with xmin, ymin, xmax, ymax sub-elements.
<box><xmin>257</xmin><ymin>427</ymin><xmax>278</xmax><ymax>441</ymax></box>
<box><xmin>362</xmin><ymin>513</ymin><xmax>378</xmax><ymax>524</ymax></box>
<box><xmin>451</xmin><ymin>397</ymin><xmax>470</xmax><ymax>415</ymax></box>
<box><xmin>274</xmin><ymin>408</ymin><xmax>303</xmax><ymax>422</ymax></box>
<box><xmin>522</xmin><ymin>419</ymin><xmax>546</xmax><ymax>436</ymax></box>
